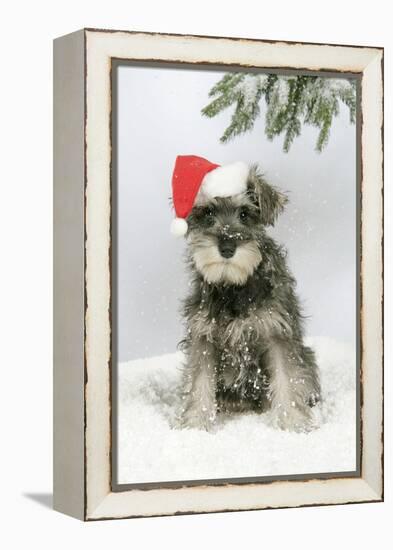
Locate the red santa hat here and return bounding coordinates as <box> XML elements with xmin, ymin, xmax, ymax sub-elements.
<box><xmin>170</xmin><ymin>155</ymin><xmax>249</xmax><ymax>236</ymax></box>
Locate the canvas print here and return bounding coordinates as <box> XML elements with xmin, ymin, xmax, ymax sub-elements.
<box><xmin>113</xmin><ymin>64</ymin><xmax>358</xmax><ymax>485</ymax></box>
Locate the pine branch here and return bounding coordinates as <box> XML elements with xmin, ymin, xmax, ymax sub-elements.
<box><xmin>202</xmin><ymin>74</ymin><xmax>245</xmax><ymax>118</ymax></box>
<box><xmin>201</xmin><ymin>73</ymin><xmax>356</xmax><ymax>152</ymax></box>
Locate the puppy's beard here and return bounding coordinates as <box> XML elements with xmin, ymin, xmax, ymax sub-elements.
<box><xmin>192</xmin><ymin>241</ymin><xmax>262</xmax><ymax>286</ymax></box>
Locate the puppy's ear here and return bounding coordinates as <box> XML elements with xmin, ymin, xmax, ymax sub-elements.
<box><xmin>247</xmin><ymin>165</ymin><xmax>288</xmax><ymax>226</ymax></box>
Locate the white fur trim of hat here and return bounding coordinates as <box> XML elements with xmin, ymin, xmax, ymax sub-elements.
<box><xmin>200</xmin><ymin>161</ymin><xmax>249</xmax><ymax>198</ymax></box>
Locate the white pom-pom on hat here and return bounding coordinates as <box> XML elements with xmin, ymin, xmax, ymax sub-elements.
<box><xmin>170</xmin><ymin>217</ymin><xmax>188</xmax><ymax>237</ymax></box>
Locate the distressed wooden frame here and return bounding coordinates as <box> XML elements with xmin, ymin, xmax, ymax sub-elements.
<box><xmin>53</xmin><ymin>28</ymin><xmax>384</xmax><ymax>521</ymax></box>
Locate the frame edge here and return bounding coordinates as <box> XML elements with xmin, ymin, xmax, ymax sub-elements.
<box><xmin>53</xmin><ymin>29</ymin><xmax>86</xmax><ymax>521</ymax></box>
<box><xmin>83</xmin><ymin>29</ymin><xmax>384</xmax><ymax>520</ymax></box>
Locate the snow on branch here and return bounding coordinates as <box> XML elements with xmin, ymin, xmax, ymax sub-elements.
<box><xmin>202</xmin><ymin>73</ymin><xmax>356</xmax><ymax>152</ymax></box>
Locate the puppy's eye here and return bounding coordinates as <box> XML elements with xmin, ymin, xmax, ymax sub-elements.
<box><xmin>201</xmin><ymin>207</ymin><xmax>216</xmax><ymax>225</ymax></box>
<box><xmin>239</xmin><ymin>208</ymin><xmax>249</xmax><ymax>223</ymax></box>
<box><xmin>194</xmin><ymin>206</ymin><xmax>216</xmax><ymax>227</ymax></box>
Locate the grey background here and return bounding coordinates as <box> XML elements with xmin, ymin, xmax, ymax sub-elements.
<box><xmin>116</xmin><ymin>64</ymin><xmax>356</xmax><ymax>362</ymax></box>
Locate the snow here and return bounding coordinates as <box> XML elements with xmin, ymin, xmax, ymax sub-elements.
<box><xmin>117</xmin><ymin>337</ymin><xmax>357</xmax><ymax>484</ymax></box>
<box><xmin>238</xmin><ymin>74</ymin><xmax>264</xmax><ymax>106</ymax></box>
<box><xmin>275</xmin><ymin>76</ymin><xmax>290</xmax><ymax>103</ymax></box>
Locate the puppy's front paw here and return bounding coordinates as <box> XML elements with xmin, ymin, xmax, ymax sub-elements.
<box><xmin>175</xmin><ymin>405</ymin><xmax>216</xmax><ymax>432</ymax></box>
<box><xmin>270</xmin><ymin>405</ymin><xmax>316</xmax><ymax>433</ymax></box>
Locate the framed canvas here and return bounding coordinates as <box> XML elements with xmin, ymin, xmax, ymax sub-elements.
<box><xmin>53</xmin><ymin>28</ymin><xmax>384</xmax><ymax>521</ymax></box>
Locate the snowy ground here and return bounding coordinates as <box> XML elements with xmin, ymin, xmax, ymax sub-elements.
<box><xmin>117</xmin><ymin>337</ymin><xmax>357</xmax><ymax>484</ymax></box>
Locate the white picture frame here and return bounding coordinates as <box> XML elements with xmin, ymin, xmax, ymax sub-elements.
<box><xmin>53</xmin><ymin>28</ymin><xmax>383</xmax><ymax>520</ymax></box>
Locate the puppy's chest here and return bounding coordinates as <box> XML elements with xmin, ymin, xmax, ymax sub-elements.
<box><xmin>194</xmin><ymin>282</ymin><xmax>290</xmax><ymax>351</ymax></box>
<box><xmin>205</xmin><ymin>279</ymin><xmax>270</xmax><ymax>319</ymax></box>
<box><xmin>200</xmin><ymin>290</ymin><xmax>261</xmax><ymax>347</ymax></box>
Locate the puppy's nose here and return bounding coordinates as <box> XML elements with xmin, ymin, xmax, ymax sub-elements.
<box><xmin>218</xmin><ymin>239</ymin><xmax>236</xmax><ymax>259</ymax></box>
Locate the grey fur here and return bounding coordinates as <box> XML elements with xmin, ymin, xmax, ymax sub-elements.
<box><xmin>176</xmin><ymin>165</ymin><xmax>321</xmax><ymax>432</ymax></box>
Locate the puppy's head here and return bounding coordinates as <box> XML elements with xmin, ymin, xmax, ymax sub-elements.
<box><xmin>186</xmin><ymin>165</ymin><xmax>287</xmax><ymax>286</ymax></box>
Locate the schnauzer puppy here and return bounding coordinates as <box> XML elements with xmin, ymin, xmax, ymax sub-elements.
<box><xmin>177</xmin><ymin>164</ymin><xmax>321</xmax><ymax>432</ymax></box>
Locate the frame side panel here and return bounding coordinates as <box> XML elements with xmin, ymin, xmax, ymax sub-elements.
<box><xmin>53</xmin><ymin>29</ymin><xmax>85</xmax><ymax>520</ymax></box>
<box><xmin>360</xmin><ymin>52</ymin><xmax>384</xmax><ymax>498</ymax></box>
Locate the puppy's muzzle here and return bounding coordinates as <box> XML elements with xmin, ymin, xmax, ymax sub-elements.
<box><xmin>218</xmin><ymin>238</ymin><xmax>237</xmax><ymax>259</ymax></box>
